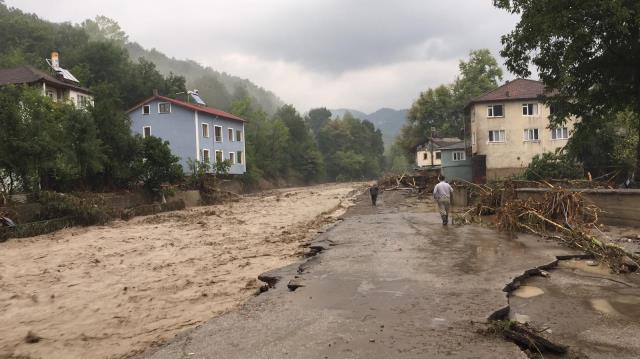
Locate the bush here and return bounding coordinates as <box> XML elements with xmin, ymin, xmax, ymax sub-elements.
<box><xmin>34</xmin><ymin>191</ymin><xmax>111</xmax><ymax>226</ymax></box>
<box><xmin>524</xmin><ymin>151</ymin><xmax>584</xmax><ymax>180</ymax></box>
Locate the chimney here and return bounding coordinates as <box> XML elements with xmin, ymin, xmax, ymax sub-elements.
<box><xmin>152</xmin><ymin>89</ymin><xmax>159</xmax><ymax>96</ymax></box>
<box><xmin>51</xmin><ymin>51</ymin><xmax>59</xmax><ymax>68</ymax></box>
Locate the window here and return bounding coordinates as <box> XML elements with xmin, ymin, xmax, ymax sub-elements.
<box><xmin>228</xmin><ymin>128</ymin><xmax>234</xmax><ymax>141</ymax></box>
<box><xmin>522</xmin><ymin>103</ymin><xmax>538</xmax><ymax>116</ymax></box>
<box><xmin>523</xmin><ymin>128</ymin><xmax>539</xmax><ymax>141</ymax></box>
<box><xmin>215</xmin><ymin>150</ymin><xmax>223</xmax><ymax>163</ymax></box>
<box><xmin>202</xmin><ymin>123</ymin><xmax>209</xmax><ymax>138</ymax></box>
<box><xmin>435</xmin><ymin>151</ymin><xmax>442</xmax><ymax>160</ymax></box>
<box><xmin>77</xmin><ymin>95</ymin><xmax>90</xmax><ymax>109</ymax></box>
<box><xmin>202</xmin><ymin>149</ymin><xmax>210</xmax><ymax>163</ymax></box>
<box><xmin>551</xmin><ymin>127</ymin><xmax>569</xmax><ymax>140</ymax></box>
<box><xmin>452</xmin><ymin>151</ymin><xmax>466</xmax><ymax>161</ymax></box>
<box><xmin>214</xmin><ymin>126</ymin><xmax>222</xmax><ymax>142</ymax></box>
<box><xmin>236</xmin><ymin>151</ymin><xmax>243</xmax><ymax>164</ymax></box>
<box><xmin>236</xmin><ymin>129</ymin><xmax>243</xmax><ymax>142</ymax></box>
<box><xmin>46</xmin><ymin>89</ymin><xmax>55</xmax><ymax>99</ymax></box>
<box><xmin>423</xmin><ymin>153</ymin><xmax>428</xmax><ymax>160</ymax></box>
<box><xmin>472</xmin><ymin>132</ymin><xmax>477</xmax><ymax>145</ymax></box>
<box><xmin>229</xmin><ymin>152</ymin><xmax>235</xmax><ymax>164</ymax></box>
<box><xmin>158</xmin><ymin>102</ymin><xmax>171</xmax><ymax>114</ymax></box>
<box><xmin>487</xmin><ymin>104</ymin><xmax>504</xmax><ymax>117</ymax></box>
<box><xmin>142</xmin><ymin>105</ymin><xmax>150</xmax><ymax>115</ymax></box>
<box><xmin>143</xmin><ymin>126</ymin><xmax>151</xmax><ymax>138</ymax></box>
<box><xmin>488</xmin><ymin>130</ymin><xmax>506</xmax><ymax>143</ymax></box>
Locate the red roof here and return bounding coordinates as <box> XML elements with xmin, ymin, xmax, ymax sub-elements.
<box><xmin>126</xmin><ymin>95</ymin><xmax>246</xmax><ymax>122</ymax></box>
<box><xmin>467</xmin><ymin>79</ymin><xmax>549</xmax><ymax>105</ymax></box>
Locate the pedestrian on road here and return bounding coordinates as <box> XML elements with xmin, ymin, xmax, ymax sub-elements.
<box><xmin>369</xmin><ymin>182</ymin><xmax>380</xmax><ymax>206</ymax></box>
<box><xmin>433</xmin><ymin>176</ymin><xmax>454</xmax><ymax>225</ymax></box>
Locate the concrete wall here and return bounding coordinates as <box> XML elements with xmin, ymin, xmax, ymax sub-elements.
<box><xmin>441</xmin><ymin>149</ymin><xmax>472</xmax><ymax>181</ymax></box>
<box><xmin>129</xmin><ymin>100</ymin><xmax>246</xmax><ymax>174</ymax></box>
<box><xmin>516</xmin><ymin>188</ymin><xmax>640</xmax><ymax>227</ymax></box>
<box><xmin>469</xmin><ymin>101</ymin><xmax>576</xmax><ymax>174</ymax></box>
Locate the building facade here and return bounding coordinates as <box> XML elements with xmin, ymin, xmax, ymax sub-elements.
<box><xmin>415</xmin><ymin>137</ymin><xmax>462</xmax><ymax>167</ymax></box>
<box><xmin>127</xmin><ymin>94</ymin><xmax>247</xmax><ymax>175</ymax></box>
<box><xmin>0</xmin><ymin>64</ymin><xmax>93</xmax><ymax>108</ymax></box>
<box><xmin>466</xmin><ymin>79</ymin><xmax>576</xmax><ymax>180</ymax></box>
<box><xmin>440</xmin><ymin>142</ymin><xmax>472</xmax><ymax>182</ymax></box>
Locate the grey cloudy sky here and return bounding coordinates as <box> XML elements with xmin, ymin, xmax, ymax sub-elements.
<box><xmin>7</xmin><ymin>0</ymin><xmax>519</xmax><ymax>112</ymax></box>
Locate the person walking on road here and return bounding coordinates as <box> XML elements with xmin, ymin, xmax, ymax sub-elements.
<box><xmin>369</xmin><ymin>182</ymin><xmax>380</xmax><ymax>206</ymax></box>
<box><xmin>433</xmin><ymin>176</ymin><xmax>454</xmax><ymax>225</ymax></box>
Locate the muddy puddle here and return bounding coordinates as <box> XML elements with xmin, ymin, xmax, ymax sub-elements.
<box><xmin>508</xmin><ymin>259</ymin><xmax>640</xmax><ymax>358</ymax></box>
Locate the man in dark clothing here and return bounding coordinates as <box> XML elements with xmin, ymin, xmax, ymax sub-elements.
<box><xmin>369</xmin><ymin>183</ymin><xmax>380</xmax><ymax>206</ymax></box>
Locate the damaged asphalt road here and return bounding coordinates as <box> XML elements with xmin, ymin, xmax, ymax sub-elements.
<box><xmin>137</xmin><ymin>191</ymin><xmax>639</xmax><ymax>359</ymax></box>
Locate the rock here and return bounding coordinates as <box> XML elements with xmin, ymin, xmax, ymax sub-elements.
<box><xmin>287</xmin><ymin>279</ymin><xmax>305</xmax><ymax>291</ymax></box>
<box><xmin>25</xmin><ymin>331</ymin><xmax>42</xmax><ymax>344</ymax></box>
<box><xmin>369</xmin><ymin>338</ymin><xmax>375</xmax><ymax>343</ymax></box>
<box><xmin>586</xmin><ymin>260</ymin><xmax>598</xmax><ymax>266</ymax></box>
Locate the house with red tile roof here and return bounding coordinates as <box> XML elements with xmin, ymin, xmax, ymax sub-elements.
<box><xmin>127</xmin><ymin>91</ymin><xmax>247</xmax><ymax>174</ymax></box>
<box><xmin>465</xmin><ymin>79</ymin><xmax>577</xmax><ymax>181</ymax></box>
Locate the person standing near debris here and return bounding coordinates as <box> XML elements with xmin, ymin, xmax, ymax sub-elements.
<box><xmin>433</xmin><ymin>176</ymin><xmax>453</xmax><ymax>225</ymax></box>
<box><xmin>369</xmin><ymin>182</ymin><xmax>380</xmax><ymax>206</ymax></box>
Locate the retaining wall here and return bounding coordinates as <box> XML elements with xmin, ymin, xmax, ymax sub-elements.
<box><xmin>516</xmin><ymin>188</ymin><xmax>640</xmax><ymax>228</ymax></box>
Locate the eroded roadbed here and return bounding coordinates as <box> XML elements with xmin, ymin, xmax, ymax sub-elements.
<box><xmin>138</xmin><ymin>192</ymin><xmax>602</xmax><ymax>359</ymax></box>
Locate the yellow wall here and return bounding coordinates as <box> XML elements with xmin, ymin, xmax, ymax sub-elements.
<box><xmin>470</xmin><ymin>100</ymin><xmax>576</xmax><ymax>174</ymax></box>
<box><xmin>416</xmin><ymin>149</ymin><xmax>442</xmax><ymax>167</ymax></box>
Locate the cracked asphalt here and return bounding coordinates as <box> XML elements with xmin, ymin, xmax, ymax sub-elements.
<box><xmin>136</xmin><ymin>191</ymin><xmax>586</xmax><ymax>359</ymax></box>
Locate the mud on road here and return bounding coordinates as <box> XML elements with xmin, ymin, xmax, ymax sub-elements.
<box><xmin>0</xmin><ymin>183</ymin><xmax>365</xmax><ymax>359</ymax></box>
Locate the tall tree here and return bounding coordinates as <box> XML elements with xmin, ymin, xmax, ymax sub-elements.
<box><xmin>398</xmin><ymin>49</ymin><xmax>502</xmax><ymax>160</ymax></box>
<box><xmin>494</xmin><ymin>0</ymin><xmax>640</xmax><ymax>177</ymax></box>
<box><xmin>306</xmin><ymin>107</ymin><xmax>332</xmax><ymax>137</ymax></box>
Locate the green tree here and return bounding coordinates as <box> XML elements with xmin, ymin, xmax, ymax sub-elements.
<box><xmin>399</xmin><ymin>49</ymin><xmax>502</xmax><ymax>160</ymax></box>
<box><xmin>274</xmin><ymin>104</ymin><xmax>324</xmax><ymax>182</ymax></box>
<box><xmin>494</xmin><ymin>0</ymin><xmax>640</xmax><ymax>176</ymax></box>
<box><xmin>81</xmin><ymin>15</ymin><xmax>128</xmax><ymax>45</ymax></box>
<box><xmin>135</xmin><ymin>136</ymin><xmax>184</xmax><ymax>195</ymax></box>
<box><xmin>306</xmin><ymin>107</ymin><xmax>332</xmax><ymax>137</ymax></box>
<box><xmin>524</xmin><ymin>152</ymin><xmax>583</xmax><ymax>180</ymax></box>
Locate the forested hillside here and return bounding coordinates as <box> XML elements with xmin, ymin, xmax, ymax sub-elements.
<box><xmin>126</xmin><ymin>43</ymin><xmax>283</xmax><ymax>114</ymax></box>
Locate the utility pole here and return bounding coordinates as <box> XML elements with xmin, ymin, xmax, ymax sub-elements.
<box><xmin>430</xmin><ymin>126</ymin><xmax>436</xmax><ymax>167</ymax></box>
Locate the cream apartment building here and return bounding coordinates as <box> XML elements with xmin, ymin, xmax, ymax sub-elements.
<box><xmin>467</xmin><ymin>79</ymin><xmax>576</xmax><ymax>180</ymax></box>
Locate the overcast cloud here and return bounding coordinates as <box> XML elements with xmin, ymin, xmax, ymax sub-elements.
<box><xmin>6</xmin><ymin>0</ymin><xmax>519</xmax><ymax>112</ymax></box>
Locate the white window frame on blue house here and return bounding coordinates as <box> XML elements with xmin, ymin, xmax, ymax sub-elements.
<box><xmin>202</xmin><ymin>148</ymin><xmax>211</xmax><ymax>163</ymax></box>
<box><xmin>143</xmin><ymin>126</ymin><xmax>151</xmax><ymax>138</ymax></box>
<box><xmin>214</xmin><ymin>126</ymin><xmax>223</xmax><ymax>143</ymax></box>
<box><xmin>452</xmin><ymin>151</ymin><xmax>466</xmax><ymax>161</ymax></box>
<box><xmin>236</xmin><ymin>129</ymin><xmax>243</xmax><ymax>142</ymax></box>
<box><xmin>142</xmin><ymin>105</ymin><xmax>150</xmax><ymax>115</ymax></box>
<box><xmin>202</xmin><ymin>123</ymin><xmax>210</xmax><ymax>138</ymax></box>
<box><xmin>236</xmin><ymin>151</ymin><xmax>243</xmax><ymax>164</ymax></box>
<box><xmin>228</xmin><ymin>128</ymin><xmax>234</xmax><ymax>142</ymax></box>
<box><xmin>229</xmin><ymin>151</ymin><xmax>235</xmax><ymax>164</ymax></box>
<box><xmin>215</xmin><ymin>150</ymin><xmax>223</xmax><ymax>163</ymax></box>
<box><xmin>158</xmin><ymin>102</ymin><xmax>171</xmax><ymax>114</ymax></box>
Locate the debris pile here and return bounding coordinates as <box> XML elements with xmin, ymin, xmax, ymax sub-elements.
<box><xmin>466</xmin><ymin>181</ymin><xmax>639</xmax><ymax>273</ymax></box>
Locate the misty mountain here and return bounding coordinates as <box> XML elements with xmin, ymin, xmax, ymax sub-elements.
<box><xmin>330</xmin><ymin>108</ymin><xmax>408</xmax><ymax>145</ymax></box>
<box><xmin>126</xmin><ymin>43</ymin><xmax>284</xmax><ymax>114</ymax></box>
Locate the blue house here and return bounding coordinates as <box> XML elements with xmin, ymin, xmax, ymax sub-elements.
<box><xmin>440</xmin><ymin>142</ymin><xmax>472</xmax><ymax>182</ymax></box>
<box><xmin>127</xmin><ymin>92</ymin><xmax>247</xmax><ymax>174</ymax></box>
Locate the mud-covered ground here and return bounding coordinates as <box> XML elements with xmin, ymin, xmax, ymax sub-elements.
<box><xmin>0</xmin><ymin>183</ymin><xmax>365</xmax><ymax>359</ymax></box>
